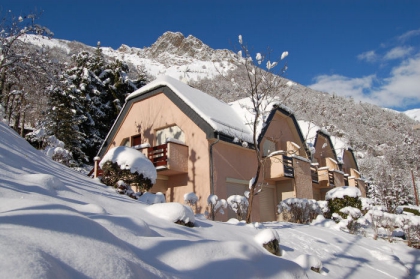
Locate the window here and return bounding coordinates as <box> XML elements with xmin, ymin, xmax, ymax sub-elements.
<box><xmin>156</xmin><ymin>125</ymin><xmax>185</xmax><ymax>145</ymax></box>
<box><xmin>131</xmin><ymin>134</ymin><xmax>142</xmax><ymax>147</ymax></box>
<box><xmin>263</xmin><ymin>139</ymin><xmax>276</xmax><ymax>157</ymax></box>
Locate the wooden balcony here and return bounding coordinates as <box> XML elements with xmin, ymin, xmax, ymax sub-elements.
<box><xmin>146</xmin><ymin>142</ymin><xmax>188</xmax><ymax>176</ymax></box>
<box><xmin>317</xmin><ymin>168</ymin><xmax>345</xmax><ymax>188</ymax></box>
<box><xmin>264</xmin><ymin>154</ymin><xmax>294</xmax><ymax>181</ymax></box>
<box><xmin>311</xmin><ymin>167</ymin><xmax>319</xmax><ymax>184</ymax></box>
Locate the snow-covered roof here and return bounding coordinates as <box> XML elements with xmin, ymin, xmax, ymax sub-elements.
<box><xmin>297</xmin><ymin>120</ymin><xmax>319</xmax><ymax>146</ymax></box>
<box><xmin>127</xmin><ymin>75</ymin><xmax>254</xmax><ymax>143</ymax></box>
<box><xmin>330</xmin><ymin>136</ymin><xmax>350</xmax><ymax>164</ymax></box>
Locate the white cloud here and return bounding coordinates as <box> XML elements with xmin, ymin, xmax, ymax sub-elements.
<box><xmin>398</xmin><ymin>28</ymin><xmax>420</xmax><ymax>42</ymax></box>
<box><xmin>310</xmin><ymin>29</ymin><xmax>420</xmax><ymax>109</ymax></box>
<box><xmin>383</xmin><ymin>46</ymin><xmax>413</xmax><ymax>60</ymax></box>
<box><xmin>309</xmin><ymin>54</ymin><xmax>420</xmax><ymax>108</ymax></box>
<box><xmin>309</xmin><ymin>74</ymin><xmax>376</xmax><ymax>102</ymax></box>
<box><xmin>357</xmin><ymin>50</ymin><xmax>378</xmax><ymax>62</ymax></box>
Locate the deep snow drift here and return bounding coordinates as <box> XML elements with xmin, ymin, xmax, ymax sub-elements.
<box><xmin>0</xmin><ymin>122</ymin><xmax>419</xmax><ymax>278</ymax></box>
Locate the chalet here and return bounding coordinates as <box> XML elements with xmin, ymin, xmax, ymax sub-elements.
<box><xmin>298</xmin><ymin>119</ymin><xmax>366</xmax><ymax>199</ymax></box>
<box><xmin>95</xmin><ymin>76</ymin><xmax>342</xmax><ymax>221</ymax></box>
<box><xmin>331</xmin><ymin>136</ymin><xmax>367</xmax><ymax>197</ymax></box>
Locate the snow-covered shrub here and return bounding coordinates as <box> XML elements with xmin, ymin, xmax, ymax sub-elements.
<box><xmin>339</xmin><ymin>206</ymin><xmax>362</xmax><ymax>234</ymax></box>
<box><xmin>146</xmin><ymin>202</ymin><xmax>195</xmax><ymax>227</ymax></box>
<box><xmin>101</xmin><ymin>161</ymin><xmax>153</xmax><ymax>193</ymax></box>
<box><xmin>138</xmin><ymin>192</ymin><xmax>166</xmax><ymax>205</ymax></box>
<box><xmin>277</xmin><ymin>198</ymin><xmax>322</xmax><ymax>224</ymax></box>
<box><xmin>99</xmin><ymin>146</ymin><xmax>156</xmax><ymax>194</ymax></box>
<box><xmin>227</xmin><ymin>195</ymin><xmax>248</xmax><ymax>221</ymax></box>
<box><xmin>366</xmin><ymin>209</ymin><xmax>384</xmax><ymax>240</ymax></box>
<box><xmin>317</xmin><ymin>200</ymin><xmax>329</xmax><ymax>218</ymax></box>
<box><xmin>360</xmin><ymin>197</ymin><xmax>374</xmax><ymax>214</ymax></box>
<box><xmin>184</xmin><ymin>192</ymin><xmax>198</xmax><ymax>207</ymax></box>
<box><xmin>293</xmin><ymin>254</ymin><xmax>323</xmax><ymax>273</ymax></box>
<box><xmin>206</xmin><ymin>194</ymin><xmax>227</xmax><ymax>220</ymax></box>
<box><xmin>254</xmin><ymin>229</ymin><xmax>281</xmax><ymax>256</ymax></box>
<box><xmin>26</xmin><ymin>131</ymin><xmax>74</xmax><ymax>166</ymax></box>
<box><xmin>401</xmin><ymin>207</ymin><xmax>420</xmax><ymax>216</ymax></box>
<box><xmin>381</xmin><ymin>212</ymin><xmax>397</xmax><ymax>242</ymax></box>
<box><xmin>326</xmin><ymin>186</ymin><xmax>362</xmax><ymax>219</ymax></box>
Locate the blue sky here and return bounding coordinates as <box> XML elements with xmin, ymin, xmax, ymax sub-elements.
<box><xmin>2</xmin><ymin>0</ymin><xmax>420</xmax><ymax>110</ymax></box>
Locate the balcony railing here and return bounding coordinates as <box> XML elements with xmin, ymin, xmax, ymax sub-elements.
<box><xmin>264</xmin><ymin>154</ymin><xmax>294</xmax><ymax>181</ymax></box>
<box><xmin>311</xmin><ymin>167</ymin><xmax>319</xmax><ymax>184</ymax></box>
<box><xmin>146</xmin><ymin>142</ymin><xmax>188</xmax><ymax>175</ymax></box>
<box><xmin>147</xmin><ymin>144</ymin><xmax>168</xmax><ymax>167</ymax></box>
<box><xmin>328</xmin><ymin>171</ymin><xmax>335</xmax><ymax>187</ymax></box>
<box><xmin>283</xmin><ymin>155</ymin><xmax>294</xmax><ymax>178</ymax></box>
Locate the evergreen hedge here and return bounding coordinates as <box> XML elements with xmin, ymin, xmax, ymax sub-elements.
<box><xmin>327</xmin><ymin>196</ymin><xmax>362</xmax><ymax>219</ymax></box>
<box><xmin>100</xmin><ymin>161</ymin><xmax>153</xmax><ymax>193</ymax></box>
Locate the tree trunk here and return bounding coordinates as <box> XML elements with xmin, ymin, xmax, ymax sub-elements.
<box><xmin>246</xmin><ymin>163</ymin><xmax>261</xmax><ymax>223</ymax></box>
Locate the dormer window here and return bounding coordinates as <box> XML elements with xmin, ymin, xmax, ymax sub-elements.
<box><xmin>156</xmin><ymin>125</ymin><xmax>185</xmax><ymax>145</ymax></box>
<box><xmin>263</xmin><ymin>139</ymin><xmax>276</xmax><ymax>157</ymax></box>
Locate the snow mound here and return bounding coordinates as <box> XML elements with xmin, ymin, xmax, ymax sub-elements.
<box><xmin>20</xmin><ymin>173</ymin><xmax>65</xmax><ymax>194</ymax></box>
<box><xmin>92</xmin><ymin>214</ymin><xmax>157</xmax><ymax>238</ymax></box>
<box><xmin>138</xmin><ymin>192</ymin><xmax>166</xmax><ymax>204</ymax></box>
<box><xmin>99</xmin><ymin>146</ymin><xmax>157</xmax><ymax>183</ymax></box>
<box><xmin>74</xmin><ymin>203</ymin><xmax>107</xmax><ymax>215</ymax></box>
<box><xmin>325</xmin><ymin>186</ymin><xmax>361</xmax><ymax>200</ymax></box>
<box><xmin>146</xmin><ymin>202</ymin><xmax>195</xmax><ymax>224</ymax></box>
<box><xmin>311</xmin><ymin>215</ymin><xmax>337</xmax><ymax>228</ymax></box>
<box><xmin>294</xmin><ymin>254</ymin><xmax>323</xmax><ymax>273</ymax></box>
<box><xmin>254</xmin><ymin>229</ymin><xmax>280</xmax><ymax>245</ymax></box>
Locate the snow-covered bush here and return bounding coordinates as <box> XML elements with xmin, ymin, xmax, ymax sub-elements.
<box><xmin>184</xmin><ymin>192</ymin><xmax>198</xmax><ymax>207</ymax></box>
<box><xmin>138</xmin><ymin>192</ymin><xmax>166</xmax><ymax>205</ymax></box>
<box><xmin>360</xmin><ymin>197</ymin><xmax>374</xmax><ymax>214</ymax></box>
<box><xmin>206</xmin><ymin>194</ymin><xmax>227</xmax><ymax>220</ymax></box>
<box><xmin>339</xmin><ymin>206</ymin><xmax>363</xmax><ymax>234</ymax></box>
<box><xmin>401</xmin><ymin>207</ymin><xmax>420</xmax><ymax>216</ymax></box>
<box><xmin>294</xmin><ymin>254</ymin><xmax>323</xmax><ymax>273</ymax></box>
<box><xmin>317</xmin><ymin>200</ymin><xmax>330</xmax><ymax>217</ymax></box>
<box><xmin>146</xmin><ymin>202</ymin><xmax>195</xmax><ymax>227</ymax></box>
<box><xmin>366</xmin><ymin>209</ymin><xmax>384</xmax><ymax>240</ymax></box>
<box><xmin>277</xmin><ymin>198</ymin><xmax>322</xmax><ymax>224</ymax></box>
<box><xmin>254</xmin><ymin>229</ymin><xmax>281</xmax><ymax>256</ymax></box>
<box><xmin>99</xmin><ymin>146</ymin><xmax>156</xmax><ymax>193</ymax></box>
<box><xmin>326</xmin><ymin>186</ymin><xmax>362</xmax><ymax>219</ymax></box>
<box><xmin>26</xmin><ymin>131</ymin><xmax>74</xmax><ymax>166</ymax></box>
<box><xmin>227</xmin><ymin>195</ymin><xmax>248</xmax><ymax>221</ymax></box>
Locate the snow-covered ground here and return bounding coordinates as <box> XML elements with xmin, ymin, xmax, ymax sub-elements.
<box><xmin>0</xmin><ymin>121</ymin><xmax>419</xmax><ymax>278</ymax></box>
<box><xmin>404</xmin><ymin>108</ymin><xmax>420</xmax><ymax>122</ymax></box>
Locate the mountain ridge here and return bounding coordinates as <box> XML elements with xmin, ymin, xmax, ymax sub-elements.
<box><xmin>18</xmin><ymin>31</ymin><xmax>420</xmax><ymax>191</ymax></box>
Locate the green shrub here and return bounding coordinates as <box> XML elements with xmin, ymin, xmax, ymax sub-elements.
<box><xmin>101</xmin><ymin>161</ymin><xmax>153</xmax><ymax>193</ymax></box>
<box><xmin>327</xmin><ymin>196</ymin><xmax>362</xmax><ymax>219</ymax></box>
<box><xmin>402</xmin><ymin>208</ymin><xmax>420</xmax><ymax>216</ymax></box>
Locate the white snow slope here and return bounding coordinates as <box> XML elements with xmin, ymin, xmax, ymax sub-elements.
<box><xmin>404</xmin><ymin>108</ymin><xmax>420</xmax><ymax>122</ymax></box>
<box><xmin>0</xmin><ymin>122</ymin><xmax>419</xmax><ymax>279</ymax></box>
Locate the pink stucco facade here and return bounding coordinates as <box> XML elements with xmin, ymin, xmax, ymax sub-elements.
<box><xmin>98</xmin><ymin>89</ymin><xmax>319</xmax><ymax>221</ymax></box>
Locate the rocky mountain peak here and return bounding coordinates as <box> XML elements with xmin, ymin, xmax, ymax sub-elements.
<box><xmin>145</xmin><ymin>31</ymin><xmax>231</xmax><ymax>63</ymax></box>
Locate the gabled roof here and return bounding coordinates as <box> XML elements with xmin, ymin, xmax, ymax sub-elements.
<box><xmin>98</xmin><ymin>75</ymin><xmax>309</xmax><ymax>157</ymax></box>
<box><xmin>127</xmin><ymin>75</ymin><xmax>254</xmax><ymax>142</ymax></box>
<box><xmin>298</xmin><ymin>120</ymin><xmax>337</xmax><ymax>160</ymax></box>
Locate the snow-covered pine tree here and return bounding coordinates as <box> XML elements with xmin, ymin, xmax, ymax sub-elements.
<box><xmin>41</xmin><ymin>44</ymin><xmax>148</xmax><ymax>165</ymax></box>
